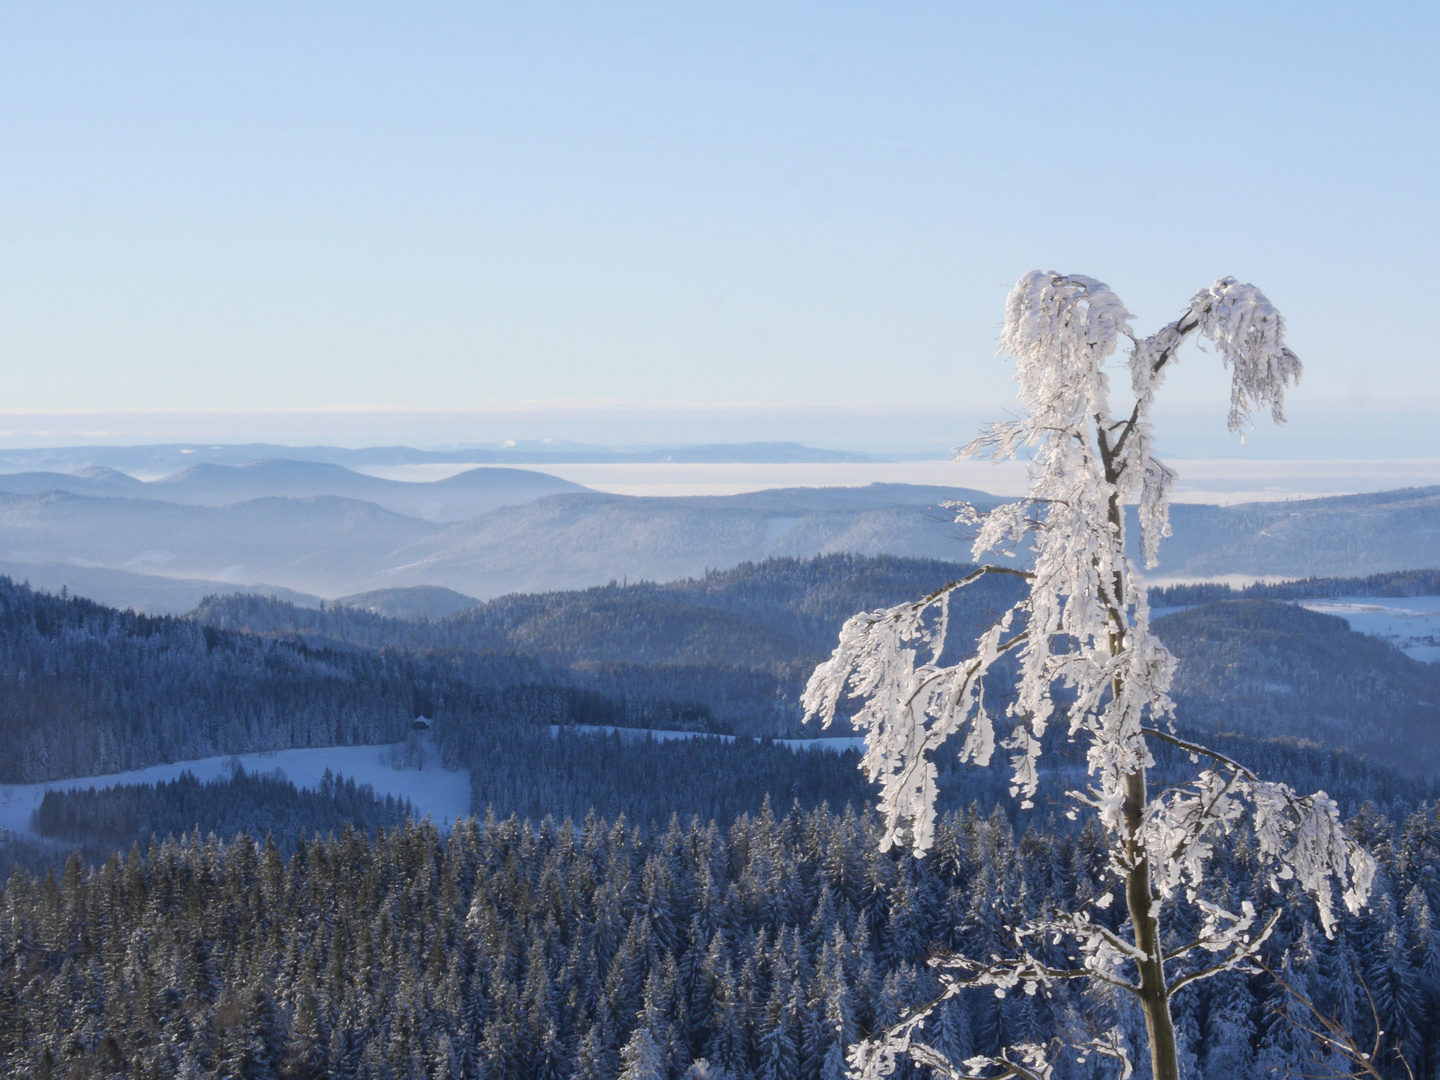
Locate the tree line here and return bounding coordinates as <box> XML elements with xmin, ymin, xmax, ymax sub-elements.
<box><xmin>31</xmin><ymin>767</ymin><xmax>412</xmax><ymax>851</ymax></box>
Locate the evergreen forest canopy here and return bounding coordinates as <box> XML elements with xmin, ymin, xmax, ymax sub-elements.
<box><xmin>1</xmin><ymin>553</ymin><xmax>1440</xmax><ymax>1077</ymax></box>
<box><xmin>30</xmin><ymin>767</ymin><xmax>413</xmax><ymax>854</ymax></box>
<box><xmin>1149</xmin><ymin>569</ymin><xmax>1440</xmax><ymax>606</ymax></box>
<box><xmin>4</xmin><ymin>798</ymin><xmax>1440</xmax><ymax>1080</ymax></box>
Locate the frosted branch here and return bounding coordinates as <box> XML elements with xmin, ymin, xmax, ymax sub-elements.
<box><xmin>809</xmin><ymin>269</ymin><xmax>1367</xmax><ymax>1080</ymax></box>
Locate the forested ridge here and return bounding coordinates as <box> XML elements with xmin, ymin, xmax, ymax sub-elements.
<box><xmin>193</xmin><ymin>556</ymin><xmax>1020</xmax><ymax>738</ymax></box>
<box><xmin>1155</xmin><ymin>601</ymin><xmax>1440</xmax><ymax>776</ymax></box>
<box><xmin>1151</xmin><ymin>568</ymin><xmax>1440</xmax><ymax>606</ymax></box>
<box><xmin>0</xmin><ymin>578</ymin><xmax>432</xmax><ymax>782</ymax></box>
<box><xmin>5</xmin><ymin>556</ymin><xmax>1440</xmax><ymax>786</ymax></box>
<box><xmin>201</xmin><ymin>557</ymin><xmax>1440</xmax><ymax>777</ymax></box>
<box><xmin>193</xmin><ymin>554</ymin><xmax>1018</xmax><ymax>665</ymax></box>
<box><xmin>0</xmin><ymin>578</ymin><xmax>733</xmax><ymax>784</ymax></box>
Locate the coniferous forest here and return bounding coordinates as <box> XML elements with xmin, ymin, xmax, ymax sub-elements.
<box><xmin>4</xmin><ymin>800</ymin><xmax>1440</xmax><ymax>1080</ymax></box>
<box><xmin>31</xmin><ymin>767</ymin><xmax>413</xmax><ymax>852</ymax></box>
<box><xmin>2</xmin><ymin>557</ymin><xmax>1440</xmax><ymax>1078</ymax></box>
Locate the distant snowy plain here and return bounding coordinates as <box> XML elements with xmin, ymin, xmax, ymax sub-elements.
<box><xmin>1298</xmin><ymin>596</ymin><xmax>1440</xmax><ymax>663</ymax></box>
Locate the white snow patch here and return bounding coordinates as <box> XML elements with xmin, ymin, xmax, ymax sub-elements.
<box><xmin>1299</xmin><ymin>596</ymin><xmax>1440</xmax><ymax>663</ymax></box>
<box><xmin>0</xmin><ymin>741</ymin><xmax>471</xmax><ymax>841</ymax></box>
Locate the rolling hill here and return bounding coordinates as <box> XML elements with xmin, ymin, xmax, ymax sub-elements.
<box><xmin>334</xmin><ymin>585</ymin><xmax>481</xmax><ymax>619</ymax></box>
<box><xmin>1135</xmin><ymin>486</ymin><xmax>1440</xmax><ymax>579</ymax></box>
<box><xmin>1155</xmin><ymin>599</ymin><xmax>1440</xmax><ymax>776</ymax></box>
<box><xmin>0</xmin><ymin>491</ymin><xmax>440</xmax><ymax>595</ymax></box>
<box><xmin>0</xmin><ymin>483</ymin><xmax>1001</xmax><ymax>604</ymax></box>
<box><xmin>0</xmin><ymin>459</ymin><xmax>586</xmax><ymax>522</ymax></box>
<box><xmin>198</xmin><ymin>555</ymin><xmax>1440</xmax><ymax>776</ymax></box>
<box><xmin>0</xmin><ymin>474</ymin><xmax>1437</xmax><ymax>608</ymax></box>
<box><xmin>378</xmin><ymin>485</ymin><xmax>1005</xmax><ymax>596</ymax></box>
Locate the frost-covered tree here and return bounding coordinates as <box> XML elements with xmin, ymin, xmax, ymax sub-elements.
<box><xmin>803</xmin><ymin>271</ymin><xmax>1376</xmax><ymax>1080</ymax></box>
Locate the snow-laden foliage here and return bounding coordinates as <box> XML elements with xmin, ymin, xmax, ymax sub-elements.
<box><xmin>803</xmin><ymin>272</ymin><xmax>1373</xmax><ymax>1080</ymax></box>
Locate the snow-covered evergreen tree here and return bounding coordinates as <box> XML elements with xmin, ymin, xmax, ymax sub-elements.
<box><xmin>619</xmin><ymin>1023</ymin><xmax>670</xmax><ymax>1080</ymax></box>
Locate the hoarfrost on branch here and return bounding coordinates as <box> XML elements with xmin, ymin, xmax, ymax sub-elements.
<box><xmin>803</xmin><ymin>272</ymin><xmax>1372</xmax><ymax>1080</ymax></box>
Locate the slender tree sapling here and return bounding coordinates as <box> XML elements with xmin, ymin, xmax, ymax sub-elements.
<box><xmin>803</xmin><ymin>271</ymin><xmax>1375</xmax><ymax>1080</ymax></box>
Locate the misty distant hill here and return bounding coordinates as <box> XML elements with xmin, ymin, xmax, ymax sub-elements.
<box><xmin>0</xmin><ymin>560</ymin><xmax>321</xmax><ymax>614</ymax></box>
<box><xmin>0</xmin><ymin>491</ymin><xmax>441</xmax><ymax>595</ymax></box>
<box><xmin>0</xmin><ymin>466</ymin><xmax>147</xmax><ymax>498</ymax></box>
<box><xmin>0</xmin><ymin>460</ymin><xmax>585</xmax><ymax>522</ymax></box>
<box><xmin>330</xmin><ymin>478</ymin><xmax>1440</xmax><ymax>595</ymax></box>
<box><xmin>387</xmin><ymin>483</ymin><xmax>1440</xmax><ymax>597</ymax></box>
<box><xmin>378</xmin><ymin>485</ymin><xmax>1006</xmax><ymax>597</ymax></box>
<box><xmin>1139</xmin><ymin>486</ymin><xmax>1440</xmax><ymax>579</ymax></box>
<box><xmin>0</xmin><ymin>483</ymin><xmax>999</xmax><ymax>603</ymax></box>
<box><xmin>0</xmin><ymin>439</ymin><xmax>887</xmax><ymax>473</ymax></box>
<box><xmin>2</xmin><ymin>478</ymin><xmax>1439</xmax><ymax>607</ymax></box>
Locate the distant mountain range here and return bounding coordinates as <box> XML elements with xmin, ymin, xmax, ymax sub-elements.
<box><xmin>0</xmin><ymin>469</ymin><xmax>1006</xmax><ymax>607</ymax></box>
<box><xmin>0</xmin><ymin>449</ymin><xmax>1437</xmax><ymax>611</ymax></box>
<box><xmin>0</xmin><ymin>439</ymin><xmax>889</xmax><ymax>474</ymax></box>
<box><xmin>1141</xmin><ymin>487</ymin><xmax>1440</xmax><ymax>578</ymax></box>
<box><xmin>0</xmin><ymin>459</ymin><xmax>583</xmax><ymax>522</ymax></box>
<box><xmin>0</xmin><ymin>561</ymin><xmax>319</xmax><ymax>615</ymax></box>
<box><xmin>375</xmin><ymin>484</ymin><xmax>1007</xmax><ymax>598</ymax></box>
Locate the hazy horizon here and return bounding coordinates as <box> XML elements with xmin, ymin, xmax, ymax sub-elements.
<box><xmin>0</xmin><ymin>397</ymin><xmax>1436</xmax><ymax>461</ymax></box>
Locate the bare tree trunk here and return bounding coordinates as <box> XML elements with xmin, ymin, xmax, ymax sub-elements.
<box><xmin>1106</xmin><ymin>481</ymin><xmax>1181</xmax><ymax>1080</ymax></box>
<box><xmin>1125</xmin><ymin>765</ymin><xmax>1181</xmax><ymax>1080</ymax></box>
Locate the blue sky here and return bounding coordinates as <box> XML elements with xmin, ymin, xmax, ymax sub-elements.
<box><xmin>0</xmin><ymin>2</ymin><xmax>1435</xmax><ymax>444</ymax></box>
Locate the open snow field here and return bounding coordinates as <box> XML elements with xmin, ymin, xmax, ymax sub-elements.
<box><xmin>1298</xmin><ymin>597</ymin><xmax>1440</xmax><ymax>663</ymax></box>
<box><xmin>0</xmin><ymin>742</ymin><xmax>473</xmax><ymax>841</ymax></box>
